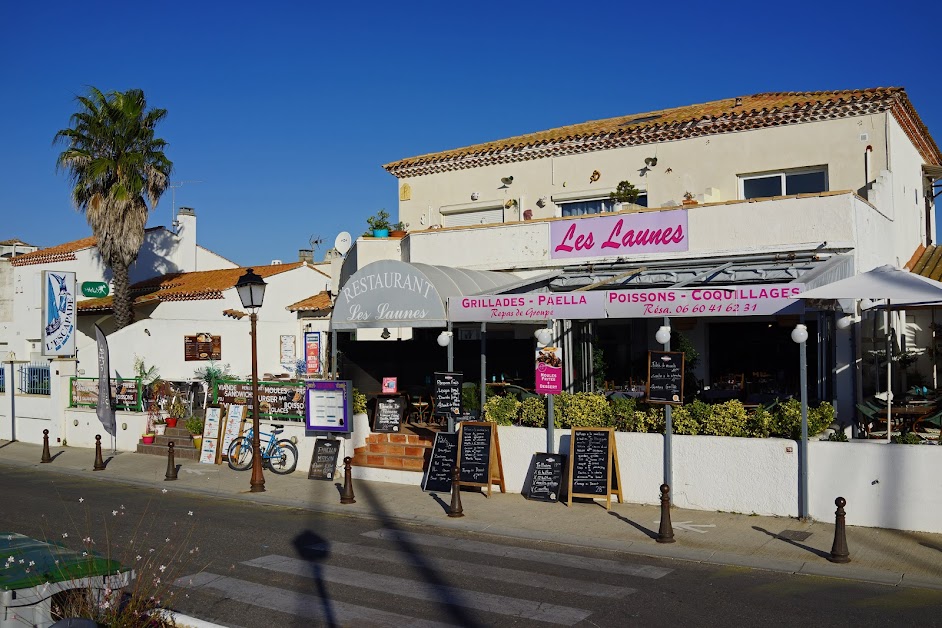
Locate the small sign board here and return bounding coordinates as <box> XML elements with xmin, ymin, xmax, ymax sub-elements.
<box><xmin>308</xmin><ymin>438</ymin><xmax>342</xmax><ymax>481</ymax></box>
<box><xmin>535</xmin><ymin>346</ymin><xmax>563</xmax><ymax>395</ymax></box>
<box><xmin>422</xmin><ymin>432</ymin><xmax>458</xmax><ymax>493</ymax></box>
<box><xmin>433</xmin><ymin>372</ymin><xmax>462</xmax><ymax>417</ymax></box>
<box><xmin>184</xmin><ymin>334</ymin><xmax>222</xmax><ymax>361</ymax></box>
<box><xmin>199</xmin><ymin>406</ymin><xmax>223</xmax><ymax>464</ymax></box>
<box><xmin>382</xmin><ymin>377</ymin><xmax>398</xmax><ymax>394</ymax></box>
<box><xmin>567</xmin><ymin>427</ymin><xmax>622</xmax><ymax>510</ymax></box>
<box><xmin>305</xmin><ymin>380</ymin><xmax>353</xmax><ymax>433</ymax></box>
<box><xmin>220</xmin><ymin>404</ymin><xmax>246</xmax><ymax>460</ymax></box>
<box><xmin>646</xmin><ymin>351</ymin><xmax>685</xmax><ymax>404</ymax></box>
<box><xmin>458</xmin><ymin>421</ymin><xmax>505</xmax><ymax>497</ymax></box>
<box><xmin>372</xmin><ymin>395</ymin><xmax>405</xmax><ymax>433</ymax></box>
<box><xmin>524</xmin><ymin>453</ymin><xmax>567</xmax><ymax>503</ymax></box>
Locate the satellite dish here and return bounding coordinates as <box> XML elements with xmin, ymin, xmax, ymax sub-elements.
<box><xmin>334</xmin><ymin>232</ymin><xmax>352</xmax><ymax>256</ymax></box>
<box><xmin>500</xmin><ymin>176</ymin><xmax>514</xmax><ymax>186</ymax></box>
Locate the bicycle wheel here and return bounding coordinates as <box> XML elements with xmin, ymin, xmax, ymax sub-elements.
<box><xmin>267</xmin><ymin>439</ymin><xmax>298</xmax><ymax>475</ymax></box>
<box><xmin>227</xmin><ymin>437</ymin><xmax>254</xmax><ymax>471</ymax></box>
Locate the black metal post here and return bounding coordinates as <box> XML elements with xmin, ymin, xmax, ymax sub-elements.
<box><xmin>656</xmin><ymin>484</ymin><xmax>675</xmax><ymax>543</ymax></box>
<box><xmin>249</xmin><ymin>312</ymin><xmax>265</xmax><ymax>493</ymax></box>
<box><xmin>93</xmin><ymin>435</ymin><xmax>105</xmax><ymax>471</ymax></box>
<box><xmin>41</xmin><ymin>429</ymin><xmax>52</xmax><ymax>463</ymax></box>
<box><xmin>448</xmin><ymin>465</ymin><xmax>464</xmax><ymax>518</ymax></box>
<box><xmin>165</xmin><ymin>442</ymin><xmax>178</xmax><ymax>481</ymax></box>
<box><xmin>340</xmin><ymin>456</ymin><xmax>356</xmax><ymax>504</ymax></box>
<box><xmin>828</xmin><ymin>497</ymin><xmax>851</xmax><ymax>563</ymax></box>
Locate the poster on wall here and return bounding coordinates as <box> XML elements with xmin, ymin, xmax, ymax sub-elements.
<box><xmin>305</xmin><ymin>380</ymin><xmax>352</xmax><ymax>433</ymax></box>
<box><xmin>280</xmin><ymin>335</ymin><xmax>296</xmax><ymax>371</ymax></box>
<box><xmin>305</xmin><ymin>332</ymin><xmax>321</xmax><ymax>376</ymax></box>
<box><xmin>42</xmin><ymin>270</ymin><xmax>76</xmax><ymax>356</ymax></box>
<box><xmin>535</xmin><ymin>345</ymin><xmax>563</xmax><ymax>395</ymax></box>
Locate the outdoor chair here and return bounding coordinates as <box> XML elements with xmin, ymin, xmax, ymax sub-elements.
<box><xmin>855</xmin><ymin>403</ymin><xmax>881</xmax><ymax>438</ymax></box>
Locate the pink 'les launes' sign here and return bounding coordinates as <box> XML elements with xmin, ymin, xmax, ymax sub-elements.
<box><xmin>549</xmin><ymin>209</ymin><xmax>689</xmax><ymax>260</ymax></box>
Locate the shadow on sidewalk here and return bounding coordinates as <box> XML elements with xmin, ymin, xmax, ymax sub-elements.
<box><xmin>293</xmin><ymin>530</ymin><xmax>337</xmax><ymax>628</ymax></box>
<box><xmin>428</xmin><ymin>493</ymin><xmax>450</xmax><ymax>514</ymax></box>
<box><xmin>607</xmin><ymin>511</ymin><xmax>657</xmax><ymax>540</ymax></box>
<box><xmin>752</xmin><ymin>526</ymin><xmax>829</xmax><ymax>559</ymax></box>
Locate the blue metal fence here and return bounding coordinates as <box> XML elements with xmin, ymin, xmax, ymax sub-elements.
<box><xmin>18</xmin><ymin>362</ymin><xmax>50</xmax><ymax>395</ymax></box>
<box><xmin>0</xmin><ymin>366</ymin><xmax>4</xmax><ymax>393</ymax></box>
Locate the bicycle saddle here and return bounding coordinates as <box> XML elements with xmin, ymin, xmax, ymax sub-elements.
<box><xmin>270</xmin><ymin>423</ymin><xmax>285</xmax><ymax>429</ymax></box>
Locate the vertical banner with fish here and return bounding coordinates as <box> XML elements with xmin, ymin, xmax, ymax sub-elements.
<box><xmin>42</xmin><ymin>271</ymin><xmax>76</xmax><ymax>357</ymax></box>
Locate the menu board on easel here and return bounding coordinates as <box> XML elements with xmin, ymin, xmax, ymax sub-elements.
<box><xmin>220</xmin><ymin>404</ymin><xmax>247</xmax><ymax>461</ymax></box>
<box><xmin>457</xmin><ymin>421</ymin><xmax>505</xmax><ymax>497</ymax></box>
<box><xmin>199</xmin><ymin>406</ymin><xmax>223</xmax><ymax>464</ymax></box>
<box><xmin>567</xmin><ymin>427</ymin><xmax>622</xmax><ymax>510</ymax></box>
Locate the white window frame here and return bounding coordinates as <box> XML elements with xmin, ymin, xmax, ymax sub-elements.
<box><xmin>552</xmin><ymin>188</ymin><xmax>648</xmax><ymax>218</ymax></box>
<box><xmin>738</xmin><ymin>166</ymin><xmax>829</xmax><ymax>200</ymax></box>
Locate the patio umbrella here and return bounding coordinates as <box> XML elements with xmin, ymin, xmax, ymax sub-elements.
<box><xmin>798</xmin><ymin>265</ymin><xmax>942</xmax><ymax>441</ymax></box>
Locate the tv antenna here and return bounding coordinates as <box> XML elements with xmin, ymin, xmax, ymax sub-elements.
<box><xmin>168</xmin><ymin>180</ymin><xmax>203</xmax><ymax>229</ymax></box>
<box><xmin>309</xmin><ymin>234</ymin><xmax>325</xmax><ymax>258</ymax></box>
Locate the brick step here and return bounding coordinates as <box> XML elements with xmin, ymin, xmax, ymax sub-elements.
<box><xmin>163</xmin><ymin>427</ymin><xmax>191</xmax><ymax>437</ymax></box>
<box><xmin>136</xmin><ymin>443</ymin><xmax>200</xmax><ymax>460</ymax></box>
<box><xmin>350</xmin><ymin>451</ymin><xmax>427</xmax><ymax>471</ymax></box>
<box><xmin>154</xmin><ymin>434</ymin><xmax>196</xmax><ymax>448</ymax></box>
<box><xmin>364</xmin><ymin>433</ymin><xmax>434</xmax><ymax>446</ymax></box>
<box><xmin>355</xmin><ymin>442</ymin><xmax>431</xmax><ymax>456</ymax></box>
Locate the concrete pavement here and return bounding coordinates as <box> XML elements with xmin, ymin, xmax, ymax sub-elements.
<box><xmin>2</xmin><ymin>439</ymin><xmax>941</xmax><ymax>591</ymax></box>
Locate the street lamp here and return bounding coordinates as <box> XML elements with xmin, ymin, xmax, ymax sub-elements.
<box><xmin>791</xmin><ymin>323</ymin><xmax>809</xmax><ymax>519</ymax></box>
<box><xmin>236</xmin><ymin>268</ymin><xmax>267</xmax><ymax>493</ymax></box>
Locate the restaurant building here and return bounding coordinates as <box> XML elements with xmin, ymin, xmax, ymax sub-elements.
<box><xmin>333</xmin><ymin>88</ymin><xmax>941</xmax><ymax>425</ymax></box>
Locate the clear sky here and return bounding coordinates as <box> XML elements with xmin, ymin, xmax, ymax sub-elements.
<box><xmin>1</xmin><ymin>1</ymin><xmax>939</xmax><ymax>266</ymax></box>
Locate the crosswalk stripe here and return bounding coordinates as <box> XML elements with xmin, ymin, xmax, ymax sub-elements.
<box><xmin>314</xmin><ymin>540</ymin><xmax>637</xmax><ymax>598</ymax></box>
<box><xmin>243</xmin><ymin>554</ymin><xmax>593</xmax><ymax>626</ymax></box>
<box><xmin>362</xmin><ymin>528</ymin><xmax>672</xmax><ymax>580</ymax></box>
<box><xmin>176</xmin><ymin>572</ymin><xmax>456</xmax><ymax>628</ymax></box>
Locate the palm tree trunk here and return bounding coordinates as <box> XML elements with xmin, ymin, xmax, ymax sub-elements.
<box><xmin>112</xmin><ymin>260</ymin><xmax>134</xmax><ymax>329</ymax></box>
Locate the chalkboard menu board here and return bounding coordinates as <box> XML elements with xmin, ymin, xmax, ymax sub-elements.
<box><xmin>308</xmin><ymin>438</ymin><xmax>341</xmax><ymax>481</ymax></box>
<box><xmin>457</xmin><ymin>421</ymin><xmax>505</xmax><ymax>496</ymax></box>
<box><xmin>184</xmin><ymin>334</ymin><xmax>222</xmax><ymax>361</ymax></box>
<box><xmin>646</xmin><ymin>351</ymin><xmax>685</xmax><ymax>404</ymax></box>
<box><xmin>567</xmin><ymin>427</ymin><xmax>622</xmax><ymax>510</ymax></box>
<box><xmin>524</xmin><ymin>453</ymin><xmax>566</xmax><ymax>503</ymax></box>
<box><xmin>422</xmin><ymin>432</ymin><xmax>458</xmax><ymax>492</ymax></box>
<box><xmin>434</xmin><ymin>372</ymin><xmax>462</xmax><ymax>416</ymax></box>
<box><xmin>372</xmin><ymin>396</ymin><xmax>405</xmax><ymax>433</ymax></box>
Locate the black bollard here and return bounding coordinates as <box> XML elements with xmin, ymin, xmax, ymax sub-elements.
<box><xmin>340</xmin><ymin>457</ymin><xmax>356</xmax><ymax>504</ymax></box>
<box><xmin>41</xmin><ymin>429</ymin><xmax>52</xmax><ymax>463</ymax></box>
<box><xmin>828</xmin><ymin>496</ymin><xmax>851</xmax><ymax>563</ymax></box>
<box><xmin>93</xmin><ymin>435</ymin><xmax>106</xmax><ymax>471</ymax></box>
<box><xmin>448</xmin><ymin>465</ymin><xmax>464</xmax><ymax>518</ymax></box>
<box><xmin>656</xmin><ymin>483</ymin><xmax>675</xmax><ymax>543</ymax></box>
<box><xmin>165</xmin><ymin>442</ymin><xmax>178</xmax><ymax>481</ymax></box>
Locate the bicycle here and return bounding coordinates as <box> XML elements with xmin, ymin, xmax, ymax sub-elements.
<box><xmin>227</xmin><ymin>423</ymin><xmax>299</xmax><ymax>475</ymax></box>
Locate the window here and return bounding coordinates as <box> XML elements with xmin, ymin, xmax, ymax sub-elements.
<box><xmin>560</xmin><ymin>193</ymin><xmax>648</xmax><ymax>217</ymax></box>
<box><xmin>740</xmin><ymin>168</ymin><xmax>828</xmax><ymax>200</ymax></box>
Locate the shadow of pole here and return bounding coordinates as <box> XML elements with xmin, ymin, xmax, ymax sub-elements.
<box><xmin>607</xmin><ymin>510</ymin><xmax>658</xmax><ymax>540</ymax></box>
<box><xmin>752</xmin><ymin>525</ymin><xmax>830</xmax><ymax>559</ymax></box>
<box><xmin>292</xmin><ymin>530</ymin><xmax>337</xmax><ymax>628</ymax></box>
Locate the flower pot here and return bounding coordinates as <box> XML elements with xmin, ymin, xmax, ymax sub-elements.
<box><xmin>192</xmin><ymin>436</ymin><xmax>203</xmax><ymax>450</ymax></box>
<box><xmin>142</xmin><ymin>434</ymin><xmax>155</xmax><ymax>445</ymax></box>
<box><xmin>389</xmin><ymin>230</ymin><xmax>407</xmax><ymax>238</ymax></box>
<box><xmin>372</xmin><ymin>228</ymin><xmax>389</xmax><ymax>238</ymax></box>
<box><xmin>166</xmin><ymin>418</ymin><xmax>179</xmax><ymax>428</ymax></box>
<box><xmin>154</xmin><ymin>424</ymin><xmax>166</xmax><ymax>436</ymax></box>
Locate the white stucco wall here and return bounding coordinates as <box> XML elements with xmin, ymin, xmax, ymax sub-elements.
<box><xmin>887</xmin><ymin>115</ymin><xmax>932</xmax><ymax>264</ymax></box>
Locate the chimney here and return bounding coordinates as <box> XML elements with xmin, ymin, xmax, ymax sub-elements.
<box><xmin>298</xmin><ymin>249</ymin><xmax>314</xmax><ymax>264</ymax></box>
<box><xmin>175</xmin><ymin>207</ymin><xmax>197</xmax><ymax>271</ymax></box>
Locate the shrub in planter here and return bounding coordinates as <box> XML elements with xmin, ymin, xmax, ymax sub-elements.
<box><xmin>892</xmin><ymin>432</ymin><xmax>922</xmax><ymax>445</ymax></box>
<box><xmin>610</xmin><ymin>396</ymin><xmax>639</xmax><ymax>431</ymax></box>
<box><xmin>640</xmin><ymin>406</ymin><xmax>665</xmax><ymax>433</ymax></box>
<box><xmin>483</xmin><ymin>394</ymin><xmax>520</xmax><ymax>426</ymax></box>
<box><xmin>519</xmin><ymin>396</ymin><xmax>546</xmax><ymax>427</ymax></box>
<box><xmin>558</xmin><ymin>392</ymin><xmax>612</xmax><ymax>428</ymax></box>
<box><xmin>743</xmin><ymin>406</ymin><xmax>771</xmax><ymax>438</ymax></box>
<box><xmin>352</xmin><ymin>388</ymin><xmax>367</xmax><ymax>415</ymax></box>
<box><xmin>669</xmin><ymin>404</ymin><xmax>700</xmax><ymax>435</ymax></box>
<box><xmin>703</xmin><ymin>400</ymin><xmax>747</xmax><ymax>436</ymax></box>
<box><xmin>462</xmin><ymin>383</ymin><xmax>480</xmax><ymax>413</ymax></box>
<box><xmin>185</xmin><ymin>415</ymin><xmax>204</xmax><ymax>436</ymax></box>
<box><xmin>809</xmin><ymin>401</ymin><xmax>836</xmax><ymax>435</ymax></box>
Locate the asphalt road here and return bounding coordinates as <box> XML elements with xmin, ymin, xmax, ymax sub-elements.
<box><xmin>1</xmin><ymin>468</ymin><xmax>940</xmax><ymax>627</ymax></box>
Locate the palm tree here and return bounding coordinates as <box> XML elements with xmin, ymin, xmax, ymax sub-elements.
<box><xmin>54</xmin><ymin>87</ymin><xmax>173</xmax><ymax>328</ymax></box>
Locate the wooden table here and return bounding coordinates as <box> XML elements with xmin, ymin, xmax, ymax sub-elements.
<box><xmin>875</xmin><ymin>404</ymin><xmax>937</xmax><ymax>434</ymax></box>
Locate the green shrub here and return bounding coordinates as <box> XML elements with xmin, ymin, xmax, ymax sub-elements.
<box><xmin>891</xmin><ymin>432</ymin><xmax>922</xmax><ymax>445</ymax></box>
<box><xmin>827</xmin><ymin>430</ymin><xmax>849</xmax><ymax>442</ymax></box>
<box><xmin>809</xmin><ymin>401</ymin><xmax>836</xmax><ymax>436</ymax></box>
<box><xmin>483</xmin><ymin>394</ymin><xmax>520</xmax><ymax>426</ymax></box>
<box><xmin>669</xmin><ymin>404</ymin><xmax>699</xmax><ymax>435</ymax></box>
<box><xmin>518</xmin><ymin>397</ymin><xmax>547</xmax><ymax>428</ymax></box>
<box><xmin>685</xmin><ymin>400</ymin><xmax>713</xmax><ymax>431</ymax></box>
<box><xmin>352</xmin><ymin>388</ymin><xmax>367</xmax><ymax>415</ymax></box>
<box><xmin>769</xmin><ymin>399</ymin><xmax>802</xmax><ymax>439</ymax></box>
<box><xmin>744</xmin><ymin>406</ymin><xmax>771</xmax><ymax>439</ymax></box>
<box><xmin>610</xmin><ymin>397</ymin><xmax>638</xmax><ymax>431</ymax></box>
<box><xmin>703</xmin><ymin>400</ymin><xmax>747</xmax><ymax>437</ymax></box>
<box><xmin>184</xmin><ymin>415</ymin><xmax>204</xmax><ymax>435</ymax></box>
<box><xmin>554</xmin><ymin>392</ymin><xmax>613</xmax><ymax>428</ymax></box>
<box><xmin>462</xmin><ymin>384</ymin><xmax>480</xmax><ymax>412</ymax></box>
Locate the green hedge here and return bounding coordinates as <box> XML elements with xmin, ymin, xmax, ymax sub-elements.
<box><xmin>480</xmin><ymin>391</ymin><xmax>835</xmax><ymax>439</ymax></box>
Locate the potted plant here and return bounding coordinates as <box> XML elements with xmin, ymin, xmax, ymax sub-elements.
<box><xmin>166</xmin><ymin>394</ymin><xmax>186</xmax><ymax>428</ymax></box>
<box><xmin>682</xmin><ymin>191</ymin><xmax>698</xmax><ymax>206</ymax></box>
<box><xmin>610</xmin><ymin>180</ymin><xmax>641</xmax><ymax>207</ymax></box>
<box><xmin>390</xmin><ymin>221</ymin><xmax>409</xmax><ymax>238</ymax></box>
<box><xmin>153</xmin><ymin>417</ymin><xmax>167</xmax><ymax>436</ymax></box>
<box><xmin>143</xmin><ymin>399</ymin><xmax>160</xmax><ymax>444</ymax></box>
<box><xmin>185</xmin><ymin>415</ymin><xmax>204</xmax><ymax>450</ymax></box>
<box><xmin>365</xmin><ymin>209</ymin><xmax>392</xmax><ymax>238</ymax></box>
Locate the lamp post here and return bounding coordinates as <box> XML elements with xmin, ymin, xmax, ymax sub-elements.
<box><xmin>535</xmin><ymin>326</ymin><xmax>555</xmax><ymax>453</ymax></box>
<box><xmin>791</xmin><ymin>323</ymin><xmax>809</xmax><ymax>520</ymax></box>
<box><xmin>655</xmin><ymin>322</ymin><xmax>672</xmax><ymax>493</ymax></box>
<box><xmin>236</xmin><ymin>268</ymin><xmax>267</xmax><ymax>493</ymax></box>
<box><xmin>437</xmin><ymin>328</ymin><xmax>455</xmax><ymax>432</ymax></box>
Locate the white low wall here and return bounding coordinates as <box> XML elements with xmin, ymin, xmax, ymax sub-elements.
<box><xmin>809</xmin><ymin>440</ymin><xmax>942</xmax><ymax>534</ymax></box>
<box><xmin>63</xmin><ymin>408</ymin><xmax>148</xmax><ymax>451</ymax></box>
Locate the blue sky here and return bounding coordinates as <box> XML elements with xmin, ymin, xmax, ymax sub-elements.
<box><xmin>1</xmin><ymin>1</ymin><xmax>938</xmax><ymax>266</ymax></box>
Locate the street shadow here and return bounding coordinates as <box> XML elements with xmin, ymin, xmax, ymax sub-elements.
<box><xmin>102</xmin><ymin>456</ymin><xmax>115</xmax><ymax>468</ymax></box>
<box><xmin>292</xmin><ymin>530</ymin><xmax>337</xmax><ymax>628</ymax></box>
<box><xmin>429</xmin><ymin>493</ymin><xmax>450</xmax><ymax>514</ymax></box>
<box><xmin>608</xmin><ymin>511</ymin><xmax>657</xmax><ymax>540</ymax></box>
<box><xmin>919</xmin><ymin>541</ymin><xmax>942</xmax><ymax>554</ymax></box>
<box><xmin>0</xmin><ymin>441</ymin><xmax>14</xmax><ymax>450</ymax></box>
<box><xmin>752</xmin><ymin>526</ymin><xmax>829</xmax><ymax>559</ymax></box>
<box><xmin>49</xmin><ymin>451</ymin><xmax>65</xmax><ymax>462</ymax></box>
<box><xmin>333</xmin><ymin>482</ymin><xmax>344</xmax><ymax>497</ymax></box>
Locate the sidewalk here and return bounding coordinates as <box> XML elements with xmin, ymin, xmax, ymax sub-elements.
<box><xmin>2</xmin><ymin>439</ymin><xmax>941</xmax><ymax>591</ymax></box>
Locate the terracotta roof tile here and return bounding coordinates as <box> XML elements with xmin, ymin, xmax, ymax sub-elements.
<box><xmin>77</xmin><ymin>262</ymin><xmax>307</xmax><ymax>313</ymax></box>
<box><xmin>384</xmin><ymin>88</ymin><xmax>941</xmax><ymax>177</ymax></box>
<box><xmin>909</xmin><ymin>245</ymin><xmax>942</xmax><ymax>282</ymax></box>
<box><xmin>0</xmin><ymin>238</ymin><xmax>35</xmax><ymax>246</ymax></box>
<box><xmin>286</xmin><ymin>291</ymin><xmax>333</xmax><ymax>313</ymax></box>
<box><xmin>11</xmin><ymin>236</ymin><xmax>97</xmax><ymax>266</ymax></box>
